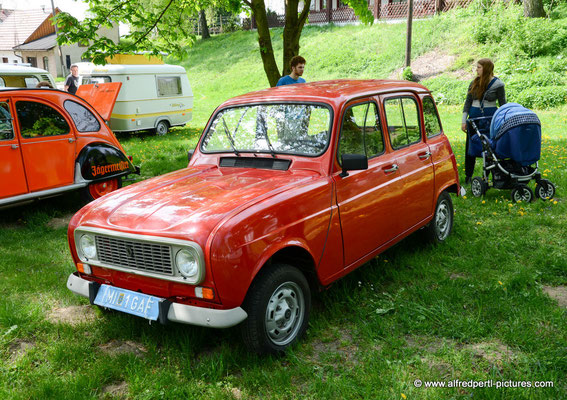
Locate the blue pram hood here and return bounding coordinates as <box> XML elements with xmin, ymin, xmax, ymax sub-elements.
<box><xmin>489</xmin><ymin>103</ymin><xmax>541</xmax><ymax>166</ymax></box>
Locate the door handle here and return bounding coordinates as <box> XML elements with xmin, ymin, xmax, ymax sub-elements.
<box><xmin>11</xmin><ymin>144</ymin><xmax>18</xmax><ymax>149</ymax></box>
<box><xmin>418</xmin><ymin>151</ymin><xmax>431</xmax><ymax>160</ymax></box>
<box><xmin>383</xmin><ymin>164</ymin><xmax>398</xmax><ymax>173</ymax></box>
<box><xmin>68</xmin><ymin>138</ymin><xmax>75</xmax><ymax>143</ymax></box>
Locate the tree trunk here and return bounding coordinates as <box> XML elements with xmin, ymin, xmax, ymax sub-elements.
<box><xmin>405</xmin><ymin>0</ymin><xmax>413</xmax><ymax>67</ymax></box>
<box><xmin>199</xmin><ymin>10</ymin><xmax>211</xmax><ymax>39</ymax></box>
<box><xmin>282</xmin><ymin>0</ymin><xmax>311</xmax><ymax>76</ymax></box>
<box><xmin>251</xmin><ymin>0</ymin><xmax>281</xmax><ymax>86</ymax></box>
<box><xmin>523</xmin><ymin>0</ymin><xmax>545</xmax><ymax>17</ymax></box>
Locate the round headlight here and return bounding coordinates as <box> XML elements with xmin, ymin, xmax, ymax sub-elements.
<box><xmin>176</xmin><ymin>249</ymin><xmax>199</xmax><ymax>279</ymax></box>
<box><xmin>80</xmin><ymin>234</ymin><xmax>97</xmax><ymax>259</ymax></box>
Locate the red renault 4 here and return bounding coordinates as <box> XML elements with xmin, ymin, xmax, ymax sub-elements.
<box><xmin>66</xmin><ymin>80</ymin><xmax>460</xmax><ymax>354</ymax></box>
<box><xmin>0</xmin><ymin>84</ymin><xmax>137</xmax><ymax>208</ymax></box>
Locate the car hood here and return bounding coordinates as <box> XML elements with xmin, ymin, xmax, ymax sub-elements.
<box><xmin>76</xmin><ymin>165</ymin><xmax>321</xmax><ymax>242</ymax></box>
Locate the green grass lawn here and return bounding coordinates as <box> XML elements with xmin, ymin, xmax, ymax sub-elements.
<box><xmin>1</xmin><ymin>9</ymin><xmax>567</xmax><ymax>399</ymax></box>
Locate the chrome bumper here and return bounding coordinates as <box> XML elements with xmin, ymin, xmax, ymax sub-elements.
<box><xmin>66</xmin><ymin>273</ymin><xmax>247</xmax><ymax>328</ymax></box>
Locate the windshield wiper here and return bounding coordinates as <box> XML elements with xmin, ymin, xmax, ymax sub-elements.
<box><xmin>221</xmin><ymin>117</ymin><xmax>240</xmax><ymax>156</ymax></box>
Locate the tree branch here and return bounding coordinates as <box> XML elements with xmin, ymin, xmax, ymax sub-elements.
<box><xmin>97</xmin><ymin>0</ymin><xmax>133</xmax><ymax>30</ymax></box>
<box><xmin>133</xmin><ymin>0</ymin><xmax>177</xmax><ymax>46</ymax></box>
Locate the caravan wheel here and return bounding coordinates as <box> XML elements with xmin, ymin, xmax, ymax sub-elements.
<box><xmin>155</xmin><ymin>120</ymin><xmax>169</xmax><ymax>136</ymax></box>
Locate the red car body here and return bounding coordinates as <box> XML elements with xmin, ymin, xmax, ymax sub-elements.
<box><xmin>0</xmin><ymin>84</ymin><xmax>137</xmax><ymax>208</ymax></box>
<box><xmin>66</xmin><ymin>80</ymin><xmax>460</xmax><ymax>353</ymax></box>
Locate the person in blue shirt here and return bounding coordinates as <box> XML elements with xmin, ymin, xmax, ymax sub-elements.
<box><xmin>276</xmin><ymin>56</ymin><xmax>306</xmax><ymax>86</ymax></box>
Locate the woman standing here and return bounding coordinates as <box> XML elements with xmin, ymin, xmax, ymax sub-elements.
<box><xmin>461</xmin><ymin>58</ymin><xmax>506</xmax><ymax>183</ymax></box>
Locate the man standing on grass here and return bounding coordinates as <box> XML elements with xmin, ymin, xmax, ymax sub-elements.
<box><xmin>64</xmin><ymin>64</ymin><xmax>80</xmax><ymax>95</ymax></box>
<box><xmin>276</xmin><ymin>56</ymin><xmax>306</xmax><ymax>86</ymax></box>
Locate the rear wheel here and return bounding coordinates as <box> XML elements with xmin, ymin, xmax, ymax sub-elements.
<box><xmin>83</xmin><ymin>177</ymin><xmax>122</xmax><ymax>202</ymax></box>
<box><xmin>470</xmin><ymin>177</ymin><xmax>488</xmax><ymax>198</ymax></box>
<box><xmin>155</xmin><ymin>120</ymin><xmax>169</xmax><ymax>136</ymax></box>
<box><xmin>241</xmin><ymin>264</ymin><xmax>311</xmax><ymax>355</ymax></box>
<box><xmin>511</xmin><ymin>184</ymin><xmax>534</xmax><ymax>203</ymax></box>
<box><xmin>535</xmin><ymin>180</ymin><xmax>555</xmax><ymax>200</ymax></box>
<box><xmin>424</xmin><ymin>191</ymin><xmax>454</xmax><ymax>243</ymax></box>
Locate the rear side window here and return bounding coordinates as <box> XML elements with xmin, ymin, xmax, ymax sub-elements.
<box><xmin>82</xmin><ymin>76</ymin><xmax>112</xmax><ymax>84</ymax></box>
<box><xmin>157</xmin><ymin>76</ymin><xmax>182</xmax><ymax>97</ymax></box>
<box><xmin>64</xmin><ymin>100</ymin><xmax>101</xmax><ymax>132</ymax></box>
<box><xmin>338</xmin><ymin>102</ymin><xmax>384</xmax><ymax>161</ymax></box>
<box><xmin>384</xmin><ymin>97</ymin><xmax>421</xmax><ymax>149</ymax></box>
<box><xmin>0</xmin><ymin>102</ymin><xmax>14</xmax><ymax>140</ymax></box>
<box><xmin>25</xmin><ymin>77</ymin><xmax>40</xmax><ymax>88</ymax></box>
<box><xmin>16</xmin><ymin>101</ymin><xmax>70</xmax><ymax>138</ymax></box>
<box><xmin>423</xmin><ymin>96</ymin><xmax>442</xmax><ymax>137</ymax></box>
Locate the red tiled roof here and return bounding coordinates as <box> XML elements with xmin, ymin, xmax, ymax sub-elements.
<box><xmin>0</xmin><ymin>9</ymin><xmax>52</xmax><ymax>50</ymax></box>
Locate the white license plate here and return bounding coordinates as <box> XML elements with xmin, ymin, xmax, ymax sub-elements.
<box><xmin>94</xmin><ymin>284</ymin><xmax>162</xmax><ymax>321</ymax></box>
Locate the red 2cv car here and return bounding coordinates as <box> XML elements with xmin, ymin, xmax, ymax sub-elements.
<box><xmin>66</xmin><ymin>80</ymin><xmax>460</xmax><ymax>354</ymax></box>
<box><xmin>0</xmin><ymin>84</ymin><xmax>137</xmax><ymax>208</ymax></box>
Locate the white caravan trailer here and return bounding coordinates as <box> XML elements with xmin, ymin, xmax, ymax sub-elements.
<box><xmin>77</xmin><ymin>62</ymin><xmax>193</xmax><ymax>135</ymax></box>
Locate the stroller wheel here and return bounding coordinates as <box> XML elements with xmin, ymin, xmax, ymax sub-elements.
<box><xmin>511</xmin><ymin>185</ymin><xmax>534</xmax><ymax>203</ymax></box>
<box><xmin>471</xmin><ymin>177</ymin><xmax>487</xmax><ymax>198</ymax></box>
<box><xmin>535</xmin><ymin>180</ymin><xmax>555</xmax><ymax>200</ymax></box>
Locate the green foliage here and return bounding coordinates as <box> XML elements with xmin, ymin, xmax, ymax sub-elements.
<box><xmin>514</xmin><ymin>86</ymin><xmax>567</xmax><ymax>109</ymax></box>
<box><xmin>402</xmin><ymin>66</ymin><xmax>414</xmax><ymax>81</ymax></box>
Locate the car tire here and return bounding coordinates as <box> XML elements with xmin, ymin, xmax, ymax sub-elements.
<box><xmin>83</xmin><ymin>177</ymin><xmax>122</xmax><ymax>202</ymax></box>
<box><xmin>424</xmin><ymin>191</ymin><xmax>454</xmax><ymax>243</ymax></box>
<box><xmin>511</xmin><ymin>184</ymin><xmax>534</xmax><ymax>203</ymax></box>
<box><xmin>535</xmin><ymin>179</ymin><xmax>555</xmax><ymax>201</ymax></box>
<box><xmin>155</xmin><ymin>120</ymin><xmax>169</xmax><ymax>136</ymax></box>
<box><xmin>470</xmin><ymin>177</ymin><xmax>487</xmax><ymax>198</ymax></box>
<box><xmin>240</xmin><ymin>263</ymin><xmax>311</xmax><ymax>355</ymax></box>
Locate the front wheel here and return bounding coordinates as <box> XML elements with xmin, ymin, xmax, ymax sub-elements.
<box><xmin>470</xmin><ymin>177</ymin><xmax>487</xmax><ymax>198</ymax></box>
<box><xmin>83</xmin><ymin>177</ymin><xmax>122</xmax><ymax>202</ymax></box>
<box><xmin>240</xmin><ymin>264</ymin><xmax>311</xmax><ymax>355</ymax></box>
<box><xmin>535</xmin><ymin>179</ymin><xmax>555</xmax><ymax>201</ymax></box>
<box><xmin>511</xmin><ymin>184</ymin><xmax>534</xmax><ymax>203</ymax></box>
<box><xmin>424</xmin><ymin>191</ymin><xmax>454</xmax><ymax>243</ymax></box>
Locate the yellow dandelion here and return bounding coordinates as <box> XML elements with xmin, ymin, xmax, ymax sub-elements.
<box><xmin>508</xmin><ymin>204</ymin><xmax>514</xmax><ymax>207</ymax></box>
<box><xmin>492</xmin><ymin>212</ymin><xmax>497</xmax><ymax>216</ymax></box>
<box><xmin>402</xmin><ymin>395</ymin><xmax>407</xmax><ymax>400</ymax></box>
<box><xmin>482</xmin><ymin>200</ymin><xmax>486</xmax><ymax>204</ymax></box>
<box><xmin>498</xmin><ymin>281</ymin><xmax>503</xmax><ymax>285</ymax></box>
<box><xmin>463</xmin><ymin>196</ymin><xmax>467</xmax><ymax>199</ymax></box>
<box><xmin>476</xmin><ymin>221</ymin><xmax>482</xmax><ymax>225</ymax></box>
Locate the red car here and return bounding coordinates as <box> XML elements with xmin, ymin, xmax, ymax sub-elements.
<box><xmin>0</xmin><ymin>84</ymin><xmax>137</xmax><ymax>208</ymax></box>
<box><xmin>66</xmin><ymin>80</ymin><xmax>460</xmax><ymax>354</ymax></box>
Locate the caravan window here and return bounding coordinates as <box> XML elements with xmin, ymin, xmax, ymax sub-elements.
<box><xmin>82</xmin><ymin>76</ymin><xmax>111</xmax><ymax>84</ymax></box>
<box><xmin>156</xmin><ymin>76</ymin><xmax>182</xmax><ymax>97</ymax></box>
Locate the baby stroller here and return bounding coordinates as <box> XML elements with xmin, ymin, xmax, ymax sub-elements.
<box><xmin>467</xmin><ymin>103</ymin><xmax>556</xmax><ymax>202</ymax></box>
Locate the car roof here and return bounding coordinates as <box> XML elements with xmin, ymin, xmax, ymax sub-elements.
<box><xmin>0</xmin><ymin>87</ymin><xmax>61</xmax><ymax>93</ymax></box>
<box><xmin>0</xmin><ymin>65</ymin><xmax>50</xmax><ymax>74</ymax></box>
<box><xmin>220</xmin><ymin>79</ymin><xmax>431</xmax><ymax>108</ymax></box>
<box><xmin>76</xmin><ymin>62</ymin><xmax>187</xmax><ymax>75</ymax></box>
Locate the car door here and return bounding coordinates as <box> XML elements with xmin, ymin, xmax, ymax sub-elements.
<box><xmin>0</xmin><ymin>98</ymin><xmax>28</xmax><ymax>199</ymax></box>
<box><xmin>334</xmin><ymin>100</ymin><xmax>405</xmax><ymax>268</ymax></box>
<box><xmin>382</xmin><ymin>95</ymin><xmax>435</xmax><ymax>232</ymax></box>
<box><xmin>14</xmin><ymin>97</ymin><xmax>77</xmax><ymax>192</ymax></box>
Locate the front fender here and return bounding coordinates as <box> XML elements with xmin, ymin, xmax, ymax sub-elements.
<box><xmin>77</xmin><ymin>143</ymin><xmax>137</xmax><ymax>182</ymax></box>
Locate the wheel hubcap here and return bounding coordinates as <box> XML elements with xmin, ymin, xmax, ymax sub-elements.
<box><xmin>265</xmin><ymin>282</ymin><xmax>304</xmax><ymax>346</ymax></box>
<box><xmin>435</xmin><ymin>201</ymin><xmax>450</xmax><ymax>240</ymax></box>
<box><xmin>471</xmin><ymin>180</ymin><xmax>481</xmax><ymax>196</ymax></box>
<box><xmin>89</xmin><ymin>178</ymin><xmax>118</xmax><ymax>199</ymax></box>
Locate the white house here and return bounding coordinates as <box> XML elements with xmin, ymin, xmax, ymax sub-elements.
<box><xmin>0</xmin><ymin>7</ymin><xmax>119</xmax><ymax>77</ymax></box>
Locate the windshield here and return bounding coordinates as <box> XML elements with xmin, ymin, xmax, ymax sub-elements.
<box><xmin>201</xmin><ymin>104</ymin><xmax>332</xmax><ymax>156</ymax></box>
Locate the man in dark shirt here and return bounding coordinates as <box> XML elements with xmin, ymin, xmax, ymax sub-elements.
<box><xmin>64</xmin><ymin>64</ymin><xmax>80</xmax><ymax>95</ymax></box>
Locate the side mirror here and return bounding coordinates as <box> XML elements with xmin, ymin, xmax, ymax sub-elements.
<box><xmin>187</xmin><ymin>149</ymin><xmax>195</xmax><ymax>163</ymax></box>
<box><xmin>340</xmin><ymin>154</ymin><xmax>368</xmax><ymax>177</ymax></box>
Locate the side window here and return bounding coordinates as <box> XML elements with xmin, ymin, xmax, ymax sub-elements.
<box><xmin>364</xmin><ymin>103</ymin><xmax>384</xmax><ymax>158</ymax></box>
<box><xmin>0</xmin><ymin>102</ymin><xmax>14</xmax><ymax>140</ymax></box>
<box><xmin>156</xmin><ymin>76</ymin><xmax>182</xmax><ymax>97</ymax></box>
<box><xmin>0</xmin><ymin>77</ymin><xmax>5</xmax><ymax>87</ymax></box>
<box><xmin>423</xmin><ymin>96</ymin><xmax>442</xmax><ymax>138</ymax></box>
<box><xmin>384</xmin><ymin>97</ymin><xmax>421</xmax><ymax>149</ymax></box>
<box><xmin>338</xmin><ymin>102</ymin><xmax>384</xmax><ymax>160</ymax></box>
<box><xmin>25</xmin><ymin>77</ymin><xmax>40</xmax><ymax>88</ymax></box>
<box><xmin>64</xmin><ymin>100</ymin><xmax>101</xmax><ymax>132</ymax></box>
<box><xmin>16</xmin><ymin>101</ymin><xmax>70</xmax><ymax>138</ymax></box>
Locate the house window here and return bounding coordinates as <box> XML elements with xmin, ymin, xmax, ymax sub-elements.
<box><xmin>2</xmin><ymin>57</ymin><xmax>7</xmax><ymax>63</ymax></box>
<box><xmin>43</xmin><ymin>56</ymin><xmax>49</xmax><ymax>71</ymax></box>
<box><xmin>66</xmin><ymin>55</ymin><xmax>71</xmax><ymax>70</ymax></box>
<box><xmin>27</xmin><ymin>57</ymin><xmax>37</xmax><ymax>67</ymax></box>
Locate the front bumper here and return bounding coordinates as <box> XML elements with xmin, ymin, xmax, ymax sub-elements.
<box><xmin>66</xmin><ymin>272</ymin><xmax>247</xmax><ymax>328</ymax></box>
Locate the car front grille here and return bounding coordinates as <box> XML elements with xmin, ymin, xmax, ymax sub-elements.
<box><xmin>95</xmin><ymin>235</ymin><xmax>174</xmax><ymax>275</ymax></box>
